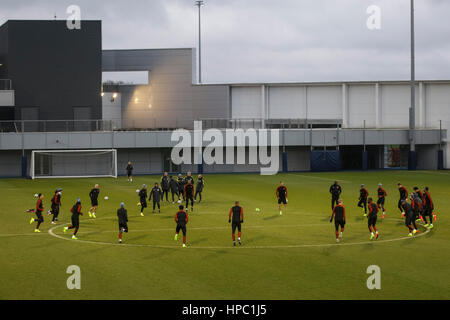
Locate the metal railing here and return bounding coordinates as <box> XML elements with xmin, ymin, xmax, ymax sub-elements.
<box><xmin>0</xmin><ymin>120</ymin><xmax>113</xmax><ymax>133</ymax></box>
<box><xmin>1</xmin><ymin>118</ymin><xmax>441</xmax><ymax>133</ymax></box>
<box><xmin>0</xmin><ymin>79</ymin><xmax>12</xmax><ymax>90</ymax></box>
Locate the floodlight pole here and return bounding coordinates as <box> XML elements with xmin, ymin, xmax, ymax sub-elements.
<box><xmin>196</xmin><ymin>1</ymin><xmax>204</xmax><ymax>84</ymax></box>
<box><xmin>409</xmin><ymin>0</ymin><xmax>416</xmax><ymax>153</ymax></box>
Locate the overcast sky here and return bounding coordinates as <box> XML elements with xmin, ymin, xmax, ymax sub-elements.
<box><xmin>1</xmin><ymin>0</ymin><xmax>449</xmax><ymax>83</ymax></box>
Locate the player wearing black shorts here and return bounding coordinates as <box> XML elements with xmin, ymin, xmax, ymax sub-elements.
<box><xmin>329</xmin><ymin>181</ymin><xmax>342</xmax><ymax>210</ymax></box>
<box><xmin>276</xmin><ymin>182</ymin><xmax>288</xmax><ymax>216</ymax></box>
<box><xmin>177</xmin><ymin>174</ymin><xmax>186</xmax><ymax>201</ymax></box>
<box><xmin>126</xmin><ymin>161</ymin><xmax>133</xmax><ymax>182</ymax></box>
<box><xmin>117</xmin><ymin>202</ymin><xmax>128</xmax><ymax>243</ymax></box>
<box><xmin>413</xmin><ymin>186</ymin><xmax>424</xmax><ymax>223</ymax></box>
<box><xmin>138</xmin><ymin>184</ymin><xmax>148</xmax><ymax>216</ymax></box>
<box><xmin>422</xmin><ymin>187</ymin><xmax>435</xmax><ymax>229</ymax></box>
<box><xmin>88</xmin><ymin>184</ymin><xmax>100</xmax><ymax>218</ymax></box>
<box><xmin>357</xmin><ymin>184</ymin><xmax>369</xmax><ymax>216</ymax></box>
<box><xmin>330</xmin><ymin>199</ymin><xmax>346</xmax><ymax>242</ymax></box>
<box><xmin>29</xmin><ymin>193</ymin><xmax>44</xmax><ymax>233</ymax></box>
<box><xmin>50</xmin><ymin>188</ymin><xmax>62</xmax><ymax>224</ymax></box>
<box><xmin>401</xmin><ymin>199</ymin><xmax>418</xmax><ymax>237</ymax></box>
<box><xmin>161</xmin><ymin>172</ymin><xmax>170</xmax><ymax>202</ymax></box>
<box><xmin>367</xmin><ymin>198</ymin><xmax>379</xmax><ymax>240</ymax></box>
<box><xmin>228</xmin><ymin>201</ymin><xmax>244</xmax><ymax>246</ymax></box>
<box><xmin>174</xmin><ymin>205</ymin><xmax>189</xmax><ymax>248</ymax></box>
<box><xmin>410</xmin><ymin>191</ymin><xmax>423</xmax><ymax>224</ymax></box>
<box><xmin>398</xmin><ymin>183</ymin><xmax>408</xmax><ymax>215</ymax></box>
<box><xmin>169</xmin><ymin>176</ymin><xmax>179</xmax><ymax>203</ymax></box>
<box><xmin>376</xmin><ymin>183</ymin><xmax>387</xmax><ymax>219</ymax></box>
<box><xmin>63</xmin><ymin>198</ymin><xmax>83</xmax><ymax>240</ymax></box>
<box><xmin>149</xmin><ymin>183</ymin><xmax>162</xmax><ymax>213</ymax></box>
<box><xmin>184</xmin><ymin>180</ymin><xmax>195</xmax><ymax>212</ymax></box>
<box><xmin>194</xmin><ymin>174</ymin><xmax>204</xmax><ymax>203</ymax></box>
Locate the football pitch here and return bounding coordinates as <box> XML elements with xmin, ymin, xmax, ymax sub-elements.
<box><xmin>1</xmin><ymin>170</ymin><xmax>449</xmax><ymax>300</ymax></box>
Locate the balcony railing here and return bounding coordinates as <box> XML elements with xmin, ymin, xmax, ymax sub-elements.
<box><xmin>1</xmin><ymin>118</ymin><xmax>439</xmax><ymax>134</ymax></box>
<box><xmin>0</xmin><ymin>118</ymin><xmax>345</xmax><ymax>133</ymax></box>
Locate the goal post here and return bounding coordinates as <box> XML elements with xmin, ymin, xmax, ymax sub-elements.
<box><xmin>30</xmin><ymin>149</ymin><xmax>118</xmax><ymax>179</ymax></box>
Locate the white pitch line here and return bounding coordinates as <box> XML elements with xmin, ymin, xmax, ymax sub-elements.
<box><xmin>290</xmin><ymin>174</ymin><xmax>351</xmax><ymax>183</ymax></box>
<box><xmin>65</xmin><ymin>223</ymin><xmax>328</xmax><ymax>234</ymax></box>
<box><xmin>0</xmin><ymin>233</ymin><xmax>46</xmax><ymax>238</ymax></box>
<box><xmin>47</xmin><ymin>221</ymin><xmax>431</xmax><ymax>250</ymax></box>
<box><xmin>415</xmin><ymin>170</ymin><xmax>450</xmax><ymax>176</ymax></box>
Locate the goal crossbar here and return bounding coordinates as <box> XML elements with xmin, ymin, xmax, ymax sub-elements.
<box><xmin>30</xmin><ymin>149</ymin><xmax>118</xmax><ymax>179</ymax></box>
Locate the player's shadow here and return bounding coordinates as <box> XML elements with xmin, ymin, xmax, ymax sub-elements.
<box><xmin>189</xmin><ymin>237</ymin><xmax>208</xmax><ymax>245</ymax></box>
<box><xmin>129</xmin><ymin>234</ymin><xmax>150</xmax><ymax>242</ymax></box>
<box><xmin>321</xmin><ymin>245</ymin><xmax>341</xmax><ymax>256</ymax></box>
<box><xmin>142</xmin><ymin>248</ymin><xmax>175</xmax><ymax>260</ymax></box>
<box><xmin>360</xmin><ymin>242</ymin><xmax>375</xmax><ymax>251</ymax></box>
<box><xmin>159</xmin><ymin>215</ymin><xmax>174</xmax><ymax>219</ymax></box>
<box><xmin>263</xmin><ymin>215</ymin><xmax>280</xmax><ymax>221</ymax></box>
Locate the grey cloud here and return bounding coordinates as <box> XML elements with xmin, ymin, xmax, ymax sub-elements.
<box><xmin>0</xmin><ymin>0</ymin><xmax>449</xmax><ymax>83</ymax></box>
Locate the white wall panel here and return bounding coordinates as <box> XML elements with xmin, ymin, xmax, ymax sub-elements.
<box><xmin>347</xmin><ymin>84</ymin><xmax>376</xmax><ymax>128</ymax></box>
<box><xmin>268</xmin><ymin>86</ymin><xmax>305</xmax><ymax>118</ymax></box>
<box><xmin>425</xmin><ymin>83</ymin><xmax>450</xmax><ymax>128</ymax></box>
<box><xmin>381</xmin><ymin>84</ymin><xmax>411</xmax><ymax>128</ymax></box>
<box><xmin>306</xmin><ymin>85</ymin><xmax>342</xmax><ymax>119</ymax></box>
<box><xmin>231</xmin><ymin>87</ymin><xmax>262</xmax><ymax>119</ymax></box>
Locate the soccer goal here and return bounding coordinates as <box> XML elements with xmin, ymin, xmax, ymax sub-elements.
<box><xmin>30</xmin><ymin>149</ymin><xmax>118</xmax><ymax>179</ymax></box>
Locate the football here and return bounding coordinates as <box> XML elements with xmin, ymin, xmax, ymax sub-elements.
<box><xmin>34</xmin><ymin>193</ymin><xmax>38</xmax><ymax>198</ymax></box>
<box><xmin>136</xmin><ymin>189</ymin><xmax>140</xmax><ymax>193</ymax></box>
<box><xmin>104</xmin><ymin>196</ymin><xmax>109</xmax><ymax>200</ymax></box>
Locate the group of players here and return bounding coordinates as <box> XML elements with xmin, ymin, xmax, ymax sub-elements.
<box><xmin>27</xmin><ymin>167</ymin><xmax>437</xmax><ymax>246</ymax></box>
<box><xmin>135</xmin><ymin>171</ymin><xmax>205</xmax><ymax>217</ymax></box>
<box><xmin>28</xmin><ymin>184</ymin><xmax>101</xmax><ymax>240</ymax></box>
<box><xmin>27</xmin><ymin>168</ymin><xmax>207</xmax><ymax>246</ymax></box>
<box><xmin>329</xmin><ymin>180</ymin><xmax>437</xmax><ymax>243</ymax></box>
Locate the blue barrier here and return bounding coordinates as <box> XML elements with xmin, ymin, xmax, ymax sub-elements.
<box><xmin>310</xmin><ymin>150</ymin><xmax>340</xmax><ymax>172</ymax></box>
<box><xmin>362</xmin><ymin>151</ymin><xmax>368</xmax><ymax>171</ymax></box>
<box><xmin>408</xmin><ymin>151</ymin><xmax>417</xmax><ymax>170</ymax></box>
<box><xmin>282</xmin><ymin>152</ymin><xmax>288</xmax><ymax>173</ymax></box>
<box><xmin>438</xmin><ymin>150</ymin><xmax>444</xmax><ymax>170</ymax></box>
<box><xmin>21</xmin><ymin>155</ymin><xmax>27</xmax><ymax>178</ymax></box>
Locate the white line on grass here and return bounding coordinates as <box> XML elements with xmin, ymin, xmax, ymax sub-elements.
<box><xmin>415</xmin><ymin>170</ymin><xmax>450</xmax><ymax>176</ymax></box>
<box><xmin>66</xmin><ymin>223</ymin><xmax>328</xmax><ymax>234</ymax></box>
<box><xmin>47</xmin><ymin>221</ymin><xmax>431</xmax><ymax>250</ymax></box>
<box><xmin>290</xmin><ymin>174</ymin><xmax>351</xmax><ymax>183</ymax></box>
<box><xmin>0</xmin><ymin>233</ymin><xmax>46</xmax><ymax>237</ymax></box>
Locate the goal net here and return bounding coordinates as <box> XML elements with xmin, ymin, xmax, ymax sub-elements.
<box><xmin>30</xmin><ymin>149</ymin><xmax>117</xmax><ymax>179</ymax></box>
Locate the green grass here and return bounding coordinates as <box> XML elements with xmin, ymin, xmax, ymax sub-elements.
<box><xmin>1</xmin><ymin>170</ymin><xmax>450</xmax><ymax>300</ymax></box>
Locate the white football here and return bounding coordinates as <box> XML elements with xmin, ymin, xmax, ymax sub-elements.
<box><xmin>136</xmin><ymin>189</ymin><xmax>140</xmax><ymax>193</ymax></box>
<box><xmin>104</xmin><ymin>196</ymin><xmax>109</xmax><ymax>200</ymax></box>
<box><xmin>34</xmin><ymin>193</ymin><xmax>38</xmax><ymax>198</ymax></box>
<box><xmin>177</xmin><ymin>200</ymin><xmax>181</xmax><ymax>204</ymax></box>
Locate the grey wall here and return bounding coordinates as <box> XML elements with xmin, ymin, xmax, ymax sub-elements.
<box><xmin>0</xmin><ymin>22</ymin><xmax>8</xmax><ymax>79</ymax></box>
<box><xmin>118</xmin><ymin>149</ymin><xmax>163</xmax><ymax>175</ymax></box>
<box><xmin>286</xmin><ymin>147</ymin><xmax>310</xmax><ymax>171</ymax></box>
<box><xmin>0</xmin><ymin>150</ymin><xmax>22</xmax><ymax>177</ymax></box>
<box><xmin>102</xmin><ymin>49</ymin><xmax>229</xmax><ymax>128</ymax></box>
<box><xmin>416</xmin><ymin>144</ymin><xmax>439</xmax><ymax>170</ymax></box>
<box><xmin>0</xmin><ymin>20</ymin><xmax>102</xmax><ymax>121</ymax></box>
<box><xmin>0</xmin><ymin>129</ymin><xmax>443</xmax><ymax>150</ymax></box>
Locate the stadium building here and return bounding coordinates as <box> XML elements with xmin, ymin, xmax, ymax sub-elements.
<box><xmin>0</xmin><ymin>20</ymin><xmax>448</xmax><ymax>177</ymax></box>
